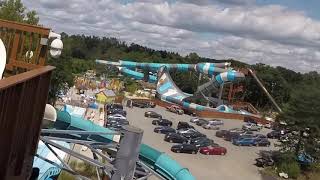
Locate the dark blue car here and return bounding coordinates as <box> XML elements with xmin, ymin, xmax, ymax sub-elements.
<box><xmin>232</xmin><ymin>138</ymin><xmax>255</xmax><ymax>146</ymax></box>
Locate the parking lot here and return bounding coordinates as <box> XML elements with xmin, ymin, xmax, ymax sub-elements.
<box><xmin>126</xmin><ymin>106</ymin><xmax>276</xmax><ymax>180</ymax></box>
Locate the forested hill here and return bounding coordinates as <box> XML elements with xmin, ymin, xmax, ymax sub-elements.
<box><xmin>61</xmin><ymin>33</ymin><xmax>247</xmax><ymax>65</ymax></box>
<box><xmin>51</xmin><ymin>33</ymin><xmax>319</xmax><ymax>112</ymax></box>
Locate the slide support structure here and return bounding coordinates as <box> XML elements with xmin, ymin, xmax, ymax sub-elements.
<box><xmin>112</xmin><ymin>126</ymin><xmax>144</xmax><ymax>180</ymax></box>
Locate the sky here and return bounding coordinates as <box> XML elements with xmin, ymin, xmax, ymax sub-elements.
<box><xmin>22</xmin><ymin>0</ymin><xmax>320</xmax><ymax>72</ymax></box>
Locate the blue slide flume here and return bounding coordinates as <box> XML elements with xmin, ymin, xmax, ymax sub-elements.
<box><xmin>53</xmin><ymin>111</ymin><xmax>196</xmax><ymax>180</ymax></box>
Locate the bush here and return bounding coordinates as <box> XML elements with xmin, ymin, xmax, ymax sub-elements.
<box><xmin>275</xmin><ymin>152</ymin><xmax>301</xmax><ymax>179</ymax></box>
<box><xmin>277</xmin><ymin>161</ymin><xmax>301</xmax><ymax>179</ymax></box>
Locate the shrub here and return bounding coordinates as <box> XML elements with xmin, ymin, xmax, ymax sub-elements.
<box><xmin>277</xmin><ymin>161</ymin><xmax>301</xmax><ymax>179</ymax></box>
<box><xmin>275</xmin><ymin>152</ymin><xmax>301</xmax><ymax>179</ymax></box>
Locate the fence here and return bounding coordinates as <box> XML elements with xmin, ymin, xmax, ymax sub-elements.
<box><xmin>0</xmin><ymin>19</ymin><xmax>54</xmax><ymax>180</ymax></box>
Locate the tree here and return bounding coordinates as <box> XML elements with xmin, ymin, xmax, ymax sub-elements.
<box><xmin>0</xmin><ymin>0</ymin><xmax>39</xmax><ymax>25</ymax></box>
<box><xmin>277</xmin><ymin>81</ymin><xmax>320</xmax><ymax>160</ymax></box>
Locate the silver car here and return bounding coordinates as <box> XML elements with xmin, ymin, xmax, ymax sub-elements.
<box><xmin>190</xmin><ymin>117</ymin><xmax>200</xmax><ymax>123</ymax></box>
<box><xmin>202</xmin><ymin>123</ymin><xmax>220</xmax><ymax>130</ymax></box>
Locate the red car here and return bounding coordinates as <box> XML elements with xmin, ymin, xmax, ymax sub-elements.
<box><xmin>199</xmin><ymin>144</ymin><xmax>227</xmax><ymax>155</ymax></box>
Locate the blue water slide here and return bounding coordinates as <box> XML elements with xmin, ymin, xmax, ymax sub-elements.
<box><xmin>119</xmin><ymin>67</ymin><xmax>157</xmax><ymax>83</ymax></box>
<box><xmin>54</xmin><ymin>111</ymin><xmax>195</xmax><ymax>180</ymax></box>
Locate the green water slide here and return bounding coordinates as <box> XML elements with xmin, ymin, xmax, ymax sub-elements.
<box><xmin>54</xmin><ymin>111</ymin><xmax>195</xmax><ymax>180</ymax></box>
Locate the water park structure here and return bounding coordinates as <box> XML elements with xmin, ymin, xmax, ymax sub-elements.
<box><xmin>96</xmin><ymin>60</ymin><xmax>279</xmax><ymax>122</ymax></box>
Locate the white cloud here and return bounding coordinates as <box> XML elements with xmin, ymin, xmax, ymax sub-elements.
<box><xmin>21</xmin><ymin>0</ymin><xmax>320</xmax><ymax>72</ymax></box>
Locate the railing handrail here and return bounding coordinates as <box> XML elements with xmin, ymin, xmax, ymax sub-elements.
<box><xmin>0</xmin><ymin>66</ymin><xmax>55</xmax><ymax>90</ymax></box>
<box><xmin>0</xmin><ymin>19</ymin><xmax>50</xmax><ymax>35</ymax></box>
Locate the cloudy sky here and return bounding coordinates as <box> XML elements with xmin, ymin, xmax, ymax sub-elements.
<box><xmin>22</xmin><ymin>0</ymin><xmax>320</xmax><ymax>72</ymax></box>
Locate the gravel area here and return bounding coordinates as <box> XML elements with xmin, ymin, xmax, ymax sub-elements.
<box><xmin>126</xmin><ymin>106</ymin><xmax>276</xmax><ymax>180</ymax></box>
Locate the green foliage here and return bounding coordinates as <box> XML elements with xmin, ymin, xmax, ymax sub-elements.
<box><xmin>58</xmin><ymin>171</ymin><xmax>75</xmax><ymax>180</ymax></box>
<box><xmin>275</xmin><ymin>152</ymin><xmax>301</xmax><ymax>179</ymax></box>
<box><xmin>77</xmin><ymin>162</ymin><xmax>97</xmax><ymax>178</ymax></box>
<box><xmin>0</xmin><ymin>0</ymin><xmax>39</xmax><ymax>25</ymax></box>
<box><xmin>278</xmin><ymin>162</ymin><xmax>301</xmax><ymax>179</ymax></box>
<box><xmin>123</xmin><ymin>77</ymin><xmax>139</xmax><ymax>93</ymax></box>
<box><xmin>244</xmin><ymin>63</ymin><xmax>290</xmax><ymax>110</ymax></box>
<box><xmin>277</xmin><ymin>79</ymin><xmax>320</xmax><ymax>159</ymax></box>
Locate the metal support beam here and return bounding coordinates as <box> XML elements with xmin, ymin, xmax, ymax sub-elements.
<box><xmin>137</xmin><ymin>161</ymin><xmax>167</xmax><ymax>180</ymax></box>
<box><xmin>43</xmin><ymin>136</ymin><xmax>117</xmax><ymax>149</ymax></box>
<box><xmin>248</xmin><ymin>68</ymin><xmax>282</xmax><ymax>112</ymax></box>
<box><xmin>41</xmin><ymin>129</ymin><xmax>120</xmax><ymax>135</ymax></box>
<box><xmin>111</xmin><ymin>126</ymin><xmax>143</xmax><ymax>180</ymax></box>
<box><xmin>35</xmin><ymin>154</ymin><xmax>90</xmax><ymax>180</ymax></box>
<box><xmin>40</xmin><ymin>137</ymin><xmax>115</xmax><ymax>172</ymax></box>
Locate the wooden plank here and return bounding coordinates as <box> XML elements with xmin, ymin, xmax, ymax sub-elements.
<box><xmin>17</xmin><ymin>31</ymin><xmax>25</xmax><ymax>60</ymax></box>
<box><xmin>0</xmin><ymin>19</ymin><xmax>50</xmax><ymax>35</ymax></box>
<box><xmin>8</xmin><ymin>30</ymin><xmax>20</xmax><ymax>66</ymax></box>
<box><xmin>0</xmin><ymin>66</ymin><xmax>55</xmax><ymax>90</ymax></box>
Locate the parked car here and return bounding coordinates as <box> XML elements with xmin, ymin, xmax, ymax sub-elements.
<box><xmin>164</xmin><ymin>133</ymin><xmax>188</xmax><ymax>143</ymax></box>
<box><xmin>254</xmin><ymin>138</ymin><xmax>271</xmax><ymax>147</ymax></box>
<box><xmin>171</xmin><ymin>144</ymin><xmax>198</xmax><ymax>154</ymax></box>
<box><xmin>244</xmin><ymin>117</ymin><xmax>257</xmax><ymax>124</ymax></box>
<box><xmin>107</xmin><ymin>109</ymin><xmax>127</xmax><ymax>116</ymax></box>
<box><xmin>167</xmin><ymin>105</ymin><xmax>184</xmax><ymax>115</ymax></box>
<box><xmin>224</xmin><ymin>131</ymin><xmax>247</xmax><ymax>141</ymax></box>
<box><xmin>190</xmin><ymin>117</ymin><xmax>200</xmax><ymax>123</ymax></box>
<box><xmin>216</xmin><ymin>130</ymin><xmax>229</xmax><ymax>138</ymax></box>
<box><xmin>255</xmin><ymin>151</ymin><xmax>275</xmax><ymax>167</ymax></box>
<box><xmin>177</xmin><ymin>121</ymin><xmax>194</xmax><ymax>130</ymax></box>
<box><xmin>232</xmin><ymin>134</ymin><xmax>255</xmax><ymax>141</ymax></box>
<box><xmin>207</xmin><ymin>119</ymin><xmax>224</xmax><ymax>126</ymax></box>
<box><xmin>190</xmin><ymin>137</ymin><xmax>214</xmax><ymax>148</ymax></box>
<box><xmin>106</xmin><ymin>120</ymin><xmax>129</xmax><ymax>129</ymax></box>
<box><xmin>267</xmin><ymin>130</ymin><xmax>281</xmax><ymax>139</ymax></box>
<box><xmin>154</xmin><ymin>126</ymin><xmax>176</xmax><ymax>134</ymax></box>
<box><xmin>132</xmin><ymin>101</ymin><xmax>148</xmax><ymax>108</ymax></box>
<box><xmin>177</xmin><ymin>128</ymin><xmax>198</xmax><ymax>134</ymax></box>
<box><xmin>183</xmin><ymin>108</ymin><xmax>196</xmax><ymax>116</ymax></box>
<box><xmin>108</xmin><ymin>114</ymin><xmax>126</xmax><ymax>120</ymax></box>
<box><xmin>239</xmin><ymin>131</ymin><xmax>254</xmax><ymax>136</ymax></box>
<box><xmin>196</xmin><ymin>119</ymin><xmax>208</xmax><ymax>126</ymax></box>
<box><xmin>105</xmin><ymin>103</ymin><xmax>123</xmax><ymax>111</ymax></box>
<box><xmin>254</xmin><ymin>134</ymin><xmax>267</xmax><ymax>140</ymax></box>
<box><xmin>181</xmin><ymin>131</ymin><xmax>206</xmax><ymax>139</ymax></box>
<box><xmin>190</xmin><ymin>137</ymin><xmax>209</xmax><ymax>144</ymax></box>
<box><xmin>199</xmin><ymin>144</ymin><xmax>227</xmax><ymax>155</ymax></box>
<box><xmin>255</xmin><ymin>157</ymin><xmax>274</xmax><ymax>167</ymax></box>
<box><xmin>194</xmin><ymin>140</ymin><xmax>214</xmax><ymax>148</ymax></box>
<box><xmin>242</xmin><ymin>123</ymin><xmax>262</xmax><ymax>131</ymax></box>
<box><xmin>144</xmin><ymin>111</ymin><xmax>162</xmax><ymax>118</ymax></box>
<box><xmin>152</xmin><ymin>119</ymin><xmax>172</xmax><ymax>126</ymax></box>
<box><xmin>232</xmin><ymin>138</ymin><xmax>256</xmax><ymax>146</ymax></box>
<box><xmin>202</xmin><ymin>123</ymin><xmax>220</xmax><ymax>130</ymax></box>
<box><xmin>106</xmin><ymin>118</ymin><xmax>129</xmax><ymax>125</ymax></box>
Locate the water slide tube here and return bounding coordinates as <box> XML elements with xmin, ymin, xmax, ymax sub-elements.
<box><xmin>156</xmin><ymin>66</ymin><xmax>245</xmax><ymax>113</ymax></box>
<box><xmin>53</xmin><ymin>111</ymin><xmax>195</xmax><ymax>180</ymax></box>
<box><xmin>119</xmin><ymin>67</ymin><xmax>157</xmax><ymax>83</ymax></box>
<box><xmin>96</xmin><ymin>60</ymin><xmax>229</xmax><ymax>76</ymax></box>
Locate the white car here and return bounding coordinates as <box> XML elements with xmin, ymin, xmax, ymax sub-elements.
<box><xmin>190</xmin><ymin>117</ymin><xmax>200</xmax><ymax>123</ymax></box>
<box><xmin>177</xmin><ymin>128</ymin><xmax>198</xmax><ymax>134</ymax></box>
<box><xmin>242</xmin><ymin>123</ymin><xmax>262</xmax><ymax>131</ymax></box>
<box><xmin>108</xmin><ymin>114</ymin><xmax>126</xmax><ymax>120</ymax></box>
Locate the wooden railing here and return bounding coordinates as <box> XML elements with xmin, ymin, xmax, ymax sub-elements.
<box><xmin>0</xmin><ymin>19</ymin><xmax>50</xmax><ymax>72</ymax></box>
<box><xmin>0</xmin><ymin>66</ymin><xmax>55</xmax><ymax>180</ymax></box>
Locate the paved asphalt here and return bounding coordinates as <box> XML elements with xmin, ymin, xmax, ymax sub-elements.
<box><xmin>126</xmin><ymin>106</ymin><xmax>276</xmax><ymax>180</ymax></box>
